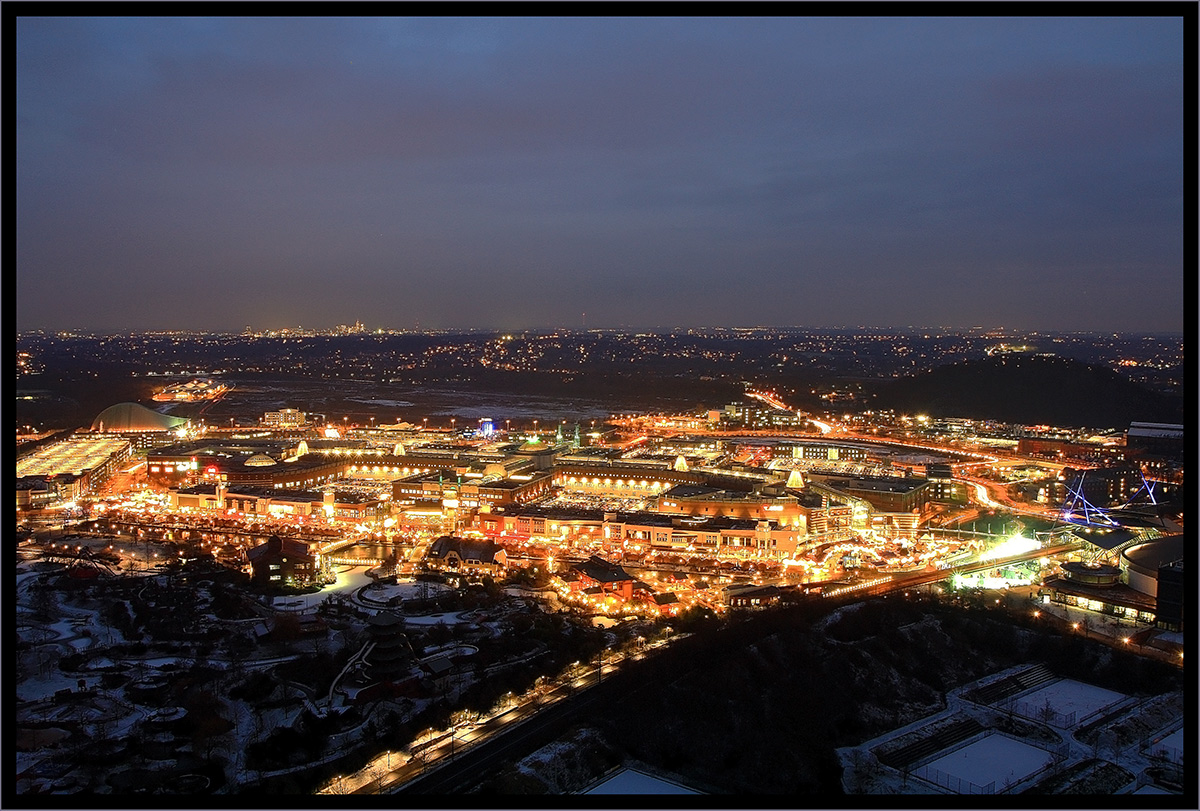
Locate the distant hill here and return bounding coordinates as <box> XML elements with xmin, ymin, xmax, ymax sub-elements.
<box><xmin>871</xmin><ymin>355</ymin><xmax>1181</xmax><ymax>428</ymax></box>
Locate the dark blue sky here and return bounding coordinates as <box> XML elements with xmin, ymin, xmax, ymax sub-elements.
<box><xmin>16</xmin><ymin>16</ymin><xmax>1185</xmax><ymax>333</ymax></box>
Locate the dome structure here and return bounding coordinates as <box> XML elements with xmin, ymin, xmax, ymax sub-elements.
<box><xmin>244</xmin><ymin>454</ymin><xmax>278</xmax><ymax>467</ymax></box>
<box><xmin>522</xmin><ymin>435</ymin><xmax>549</xmax><ymax>452</ymax></box>
<box><xmin>92</xmin><ymin>402</ymin><xmax>187</xmax><ymax>433</ymax></box>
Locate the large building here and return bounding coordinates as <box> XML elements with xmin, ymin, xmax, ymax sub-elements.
<box><xmin>16</xmin><ymin>435</ymin><xmax>133</xmax><ymax>504</ymax></box>
<box><xmin>91</xmin><ymin>402</ymin><xmax>189</xmax><ymax>449</ymax></box>
<box><xmin>655</xmin><ymin>483</ymin><xmax>806</xmax><ymax>529</ymax></box>
<box><xmin>1124</xmin><ymin>422</ymin><xmax>1183</xmax><ymax>460</ymax></box>
<box><xmin>171</xmin><ymin>484</ymin><xmax>389</xmax><ymax>524</ymax></box>
<box><xmin>246</xmin><ymin>535</ymin><xmax>317</xmax><ymax>588</ymax></box>
<box><xmin>262</xmin><ymin>408</ymin><xmax>307</xmax><ymax>428</ymax></box>
<box><xmin>806</xmin><ymin>473</ymin><xmax>932</xmax><ymax>537</ymax></box>
<box><xmin>392</xmin><ymin>470</ymin><xmax>553</xmax><ymax>509</ymax></box>
<box><xmin>92</xmin><ymin>401</ymin><xmax>188</xmax><ymax>433</ymax></box>
<box><xmin>147</xmin><ymin>440</ymin><xmax>345</xmax><ymax>489</ymax></box>
<box><xmin>1043</xmin><ymin>534</ymin><xmax>1184</xmax><ymax>629</ymax></box>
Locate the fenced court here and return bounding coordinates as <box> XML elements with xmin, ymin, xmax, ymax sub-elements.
<box><xmin>1145</xmin><ymin>727</ymin><xmax>1183</xmax><ymax>765</ymax></box>
<box><xmin>1010</xmin><ymin>678</ymin><xmax>1127</xmax><ymax>728</ymax></box>
<box><xmin>918</xmin><ymin>732</ymin><xmax>1052</xmax><ymax>793</ymax></box>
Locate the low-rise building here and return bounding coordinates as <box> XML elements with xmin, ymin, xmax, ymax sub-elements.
<box><xmin>246</xmin><ymin>535</ymin><xmax>317</xmax><ymax>588</ymax></box>
<box><xmin>425</xmin><ymin>535</ymin><xmax>507</xmax><ymax>575</ymax></box>
<box><xmin>572</xmin><ymin>555</ymin><xmax>635</xmax><ymax>601</ymax></box>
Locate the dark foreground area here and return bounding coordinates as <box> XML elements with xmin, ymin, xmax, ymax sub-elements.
<box><xmin>445</xmin><ymin>596</ymin><xmax>1182</xmax><ymax>796</ymax></box>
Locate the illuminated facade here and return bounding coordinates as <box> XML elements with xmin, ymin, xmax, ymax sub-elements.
<box><xmin>262</xmin><ymin>408</ymin><xmax>307</xmax><ymax>428</ymax></box>
<box><xmin>425</xmin><ymin>535</ymin><xmax>507</xmax><ymax>574</ymax></box>
<box><xmin>655</xmin><ymin>483</ymin><xmax>807</xmax><ymax>529</ymax></box>
<box><xmin>16</xmin><ymin>435</ymin><xmax>133</xmax><ymax>501</ymax></box>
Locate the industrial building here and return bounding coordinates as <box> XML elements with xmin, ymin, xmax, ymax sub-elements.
<box><xmin>16</xmin><ymin>435</ymin><xmax>133</xmax><ymax>505</ymax></box>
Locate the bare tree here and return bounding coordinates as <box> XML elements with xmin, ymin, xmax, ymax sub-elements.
<box><xmin>368</xmin><ymin>759</ymin><xmax>388</xmax><ymax>794</ymax></box>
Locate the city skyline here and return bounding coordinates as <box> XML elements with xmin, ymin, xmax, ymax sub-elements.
<box><xmin>16</xmin><ymin>14</ymin><xmax>1186</xmax><ymax>334</ymax></box>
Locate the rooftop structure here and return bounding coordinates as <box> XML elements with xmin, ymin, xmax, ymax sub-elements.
<box><xmin>16</xmin><ymin>435</ymin><xmax>132</xmax><ymax>479</ymax></box>
<box><xmin>425</xmin><ymin>536</ymin><xmax>507</xmax><ymax>572</ymax></box>
<box><xmin>91</xmin><ymin>402</ymin><xmax>187</xmax><ymax>433</ymax></box>
<box><xmin>151</xmin><ymin>377</ymin><xmax>229</xmax><ymax>402</ymax></box>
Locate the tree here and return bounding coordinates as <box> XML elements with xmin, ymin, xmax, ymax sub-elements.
<box><xmin>427</xmin><ymin>620</ymin><xmax>453</xmax><ymax>648</ymax></box>
<box><xmin>186</xmin><ymin>689</ymin><xmax>233</xmax><ymax>758</ymax></box>
<box><xmin>368</xmin><ymin>759</ymin><xmax>388</xmax><ymax>794</ymax></box>
<box><xmin>272</xmin><ymin>613</ymin><xmax>302</xmax><ymax>642</ymax></box>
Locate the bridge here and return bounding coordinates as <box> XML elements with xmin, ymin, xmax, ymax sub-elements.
<box><xmin>826</xmin><ymin>539</ymin><xmax>1083</xmax><ymax>599</ymax></box>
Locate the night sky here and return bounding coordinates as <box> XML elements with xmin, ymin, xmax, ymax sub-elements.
<box><xmin>15</xmin><ymin>16</ymin><xmax>1184</xmax><ymax>334</ymax></box>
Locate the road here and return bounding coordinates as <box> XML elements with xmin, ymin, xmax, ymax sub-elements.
<box><xmin>340</xmin><ymin>645</ymin><xmax>662</xmax><ymax>794</ymax></box>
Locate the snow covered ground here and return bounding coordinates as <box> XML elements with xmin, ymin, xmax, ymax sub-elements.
<box><xmin>403</xmin><ymin>610</ymin><xmax>471</xmax><ymax>626</ymax></box>
<box><xmin>1016</xmin><ymin>679</ymin><xmax>1126</xmax><ymax>723</ymax></box>
<box><xmin>922</xmin><ymin>733</ymin><xmax>1050</xmax><ymax>791</ymax></box>
<box><xmin>362</xmin><ymin>579</ymin><xmax>453</xmax><ymax>602</ymax></box>
<box><xmin>322</xmin><ymin>565</ymin><xmax>375</xmax><ymax>596</ymax></box>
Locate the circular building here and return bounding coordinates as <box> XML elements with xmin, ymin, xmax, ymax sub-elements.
<box><xmin>1121</xmin><ymin>534</ymin><xmax>1184</xmax><ymax>598</ymax></box>
<box><xmin>1060</xmin><ymin>560</ymin><xmax>1121</xmax><ymax>587</ymax></box>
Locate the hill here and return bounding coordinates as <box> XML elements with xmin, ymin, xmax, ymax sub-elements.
<box><xmin>870</xmin><ymin>355</ymin><xmax>1180</xmax><ymax>428</ymax></box>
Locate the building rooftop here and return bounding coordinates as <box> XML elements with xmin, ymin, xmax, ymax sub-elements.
<box><xmin>573</xmin><ymin>555</ymin><xmax>633</xmax><ymax>584</ymax></box>
<box><xmin>92</xmin><ymin>402</ymin><xmax>187</xmax><ymax>433</ymax></box>
<box><xmin>15</xmin><ymin>436</ymin><xmax>131</xmax><ymax>478</ymax></box>
<box><xmin>225</xmin><ymin>485</ymin><xmax>323</xmax><ymax>502</ymax></box>
<box><xmin>427</xmin><ymin>535</ymin><xmax>505</xmax><ymax>565</ymax></box>
<box><xmin>812</xmin><ymin>474</ymin><xmax>927</xmax><ymax>494</ymax></box>
<box><xmin>611</xmin><ymin>512</ymin><xmax>676</xmax><ymax>528</ymax></box>
<box><xmin>1121</xmin><ymin>535</ymin><xmax>1184</xmax><ymax>571</ymax></box>
<box><xmin>247</xmin><ymin>535</ymin><xmax>313</xmax><ymax>562</ymax></box>
<box><xmin>507</xmin><ymin>506</ymin><xmax>605</xmax><ymax>521</ymax></box>
<box><xmin>1127</xmin><ymin>422</ymin><xmax>1184</xmax><ymax>439</ymax></box>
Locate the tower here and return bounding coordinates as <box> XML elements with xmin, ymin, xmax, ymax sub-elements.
<box><xmin>365</xmin><ymin>613</ymin><xmax>414</xmax><ymax>684</ymax></box>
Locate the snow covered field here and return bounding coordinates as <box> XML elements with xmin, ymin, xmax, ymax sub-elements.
<box><xmin>323</xmin><ymin>565</ymin><xmax>375</xmax><ymax>596</ymax></box>
<box><xmin>1017</xmin><ymin>679</ymin><xmax>1126</xmax><ymax>723</ymax></box>
<box><xmin>362</xmin><ymin>579</ymin><xmax>453</xmax><ymax>602</ymax></box>
<box><xmin>923</xmin><ymin>733</ymin><xmax>1050</xmax><ymax>791</ymax></box>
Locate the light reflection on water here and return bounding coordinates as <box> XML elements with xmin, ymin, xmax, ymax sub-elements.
<box><xmin>340</xmin><ymin>543</ymin><xmax>407</xmax><ymax>559</ymax></box>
